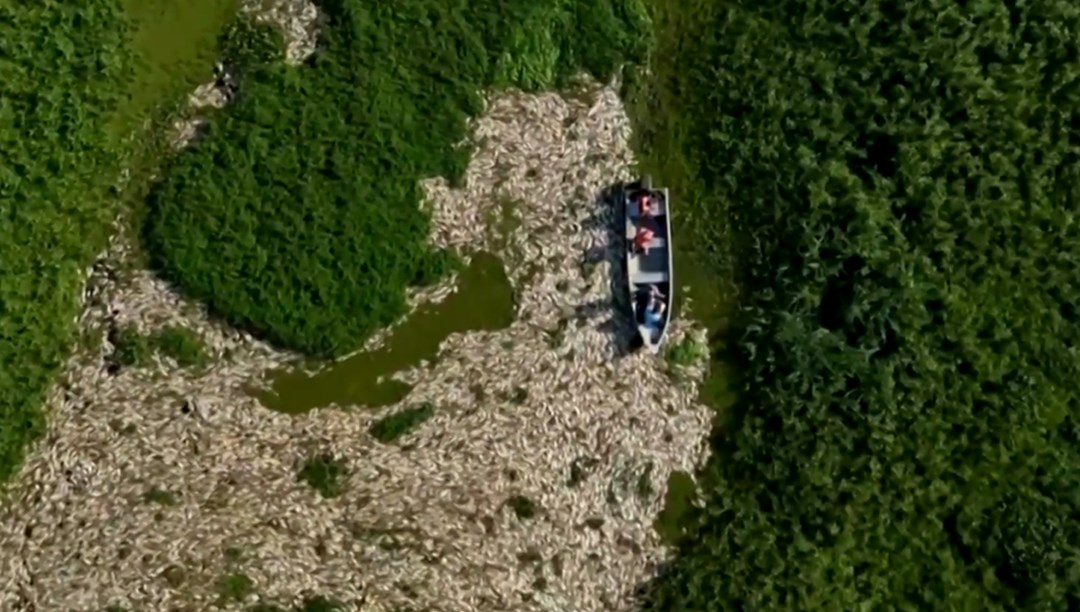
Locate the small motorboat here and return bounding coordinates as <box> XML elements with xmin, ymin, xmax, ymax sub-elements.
<box><xmin>623</xmin><ymin>176</ymin><xmax>673</xmax><ymax>353</ymax></box>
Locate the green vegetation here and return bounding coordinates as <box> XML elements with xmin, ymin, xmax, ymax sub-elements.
<box><xmin>0</xmin><ymin>0</ymin><xmax>129</xmax><ymax>486</ymax></box>
<box><xmin>663</xmin><ymin>335</ymin><xmax>707</xmax><ymax>381</ymax></box>
<box><xmin>217</xmin><ymin>571</ymin><xmax>255</xmax><ymax>604</ymax></box>
<box><xmin>0</xmin><ymin>0</ymin><xmax>235</xmax><ymax>486</ymax></box>
<box><xmin>111</xmin><ymin>326</ymin><xmax>155</xmax><ymax>367</ymax></box>
<box><xmin>218</xmin><ymin>14</ymin><xmax>284</xmax><ymax>82</ymax></box>
<box><xmin>145</xmin><ymin>0</ymin><xmax>649</xmax><ymax>362</ymax></box>
<box><xmin>260</xmin><ymin>252</ymin><xmax>514</xmax><ymax>413</ymax></box>
<box><xmin>153</xmin><ymin>325</ymin><xmax>208</xmax><ymax>367</ymax></box>
<box><xmin>664</xmin><ymin>336</ymin><xmax>705</xmax><ymax>369</ymax></box>
<box><xmin>110</xmin><ymin>324</ymin><xmax>208</xmax><ymax>368</ymax></box>
<box><xmin>369</xmin><ymin>403</ymin><xmax>437</xmax><ymax>443</ymax></box>
<box><xmin>638</xmin><ymin>0</ymin><xmax>1080</xmax><ymax>609</ymax></box>
<box><xmin>297</xmin><ymin>453</ymin><xmax>349</xmax><ymax>499</ymax></box>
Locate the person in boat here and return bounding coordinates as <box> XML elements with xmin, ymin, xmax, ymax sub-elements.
<box><xmin>632</xmin><ymin>225</ymin><xmax>655</xmax><ymax>255</ymax></box>
<box><xmin>643</xmin><ymin>293</ymin><xmax>667</xmax><ymax>334</ymax></box>
<box><xmin>644</xmin><ymin>283</ymin><xmax>665</xmax><ymax>301</ymax></box>
<box><xmin>637</xmin><ymin>192</ymin><xmax>658</xmax><ymax>218</ymax></box>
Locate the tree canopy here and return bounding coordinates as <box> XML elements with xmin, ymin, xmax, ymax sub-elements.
<box><xmin>642</xmin><ymin>0</ymin><xmax>1080</xmax><ymax>609</ymax></box>
<box><xmin>0</xmin><ymin>0</ymin><xmax>130</xmax><ymax>483</ymax></box>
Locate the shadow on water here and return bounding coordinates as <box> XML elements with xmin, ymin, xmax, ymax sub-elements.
<box><xmin>258</xmin><ymin>252</ymin><xmax>515</xmax><ymax>414</ymax></box>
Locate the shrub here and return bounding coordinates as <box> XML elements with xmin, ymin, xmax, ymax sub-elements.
<box><xmin>639</xmin><ymin>0</ymin><xmax>1080</xmax><ymax>609</ymax></box>
<box><xmin>111</xmin><ymin>325</ymin><xmax>154</xmax><ymax>367</ymax></box>
<box><xmin>297</xmin><ymin>453</ymin><xmax>349</xmax><ymax>499</ymax></box>
<box><xmin>152</xmin><ymin>325</ymin><xmax>208</xmax><ymax>367</ymax></box>
<box><xmin>663</xmin><ymin>335</ymin><xmax>705</xmax><ymax>370</ymax></box>
<box><xmin>144</xmin><ymin>0</ymin><xmax>649</xmax><ymax>359</ymax></box>
<box><xmin>368</xmin><ymin>403</ymin><xmax>436</xmax><ymax>443</ymax></box>
<box><xmin>0</xmin><ymin>0</ymin><xmax>131</xmax><ymax>485</ymax></box>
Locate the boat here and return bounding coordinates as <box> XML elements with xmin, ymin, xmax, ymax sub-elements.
<box><xmin>623</xmin><ymin>175</ymin><xmax>673</xmax><ymax>353</ymax></box>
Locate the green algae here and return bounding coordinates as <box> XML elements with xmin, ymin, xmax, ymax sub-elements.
<box><xmin>117</xmin><ymin>0</ymin><xmax>239</xmax><ymax>136</ymax></box>
<box><xmin>259</xmin><ymin>252</ymin><xmax>515</xmax><ymax>414</ymax></box>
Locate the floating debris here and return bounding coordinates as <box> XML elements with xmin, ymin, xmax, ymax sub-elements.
<box><xmin>0</xmin><ymin>80</ymin><xmax>713</xmax><ymax>612</ymax></box>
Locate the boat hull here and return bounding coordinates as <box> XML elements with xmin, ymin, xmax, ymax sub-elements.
<box><xmin>623</xmin><ymin>178</ymin><xmax>673</xmax><ymax>353</ymax></box>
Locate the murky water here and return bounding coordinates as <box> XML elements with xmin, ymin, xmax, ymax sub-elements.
<box><xmin>259</xmin><ymin>251</ymin><xmax>515</xmax><ymax>413</ymax></box>
<box><xmin>117</xmin><ymin>0</ymin><xmax>238</xmax><ymax>134</ymax></box>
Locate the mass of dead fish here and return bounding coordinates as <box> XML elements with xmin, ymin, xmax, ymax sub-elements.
<box><xmin>0</xmin><ymin>18</ymin><xmax>714</xmax><ymax>610</ymax></box>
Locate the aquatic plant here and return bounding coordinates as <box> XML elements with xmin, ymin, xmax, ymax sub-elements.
<box><xmin>636</xmin><ymin>0</ymin><xmax>1080</xmax><ymax>609</ymax></box>
<box><xmin>152</xmin><ymin>325</ymin><xmax>208</xmax><ymax>367</ymax></box>
<box><xmin>144</xmin><ymin>0</ymin><xmax>649</xmax><ymax>359</ymax></box>
<box><xmin>0</xmin><ymin>0</ymin><xmax>131</xmax><ymax>484</ymax></box>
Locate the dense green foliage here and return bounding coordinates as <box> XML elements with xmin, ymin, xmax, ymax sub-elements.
<box><xmin>640</xmin><ymin>0</ymin><xmax>1080</xmax><ymax>609</ymax></box>
<box><xmin>145</xmin><ymin>0</ymin><xmax>648</xmax><ymax>358</ymax></box>
<box><xmin>218</xmin><ymin>15</ymin><xmax>283</xmax><ymax>79</ymax></box>
<box><xmin>0</xmin><ymin>1</ymin><xmax>131</xmax><ymax>484</ymax></box>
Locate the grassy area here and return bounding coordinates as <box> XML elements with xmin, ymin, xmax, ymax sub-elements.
<box><xmin>111</xmin><ymin>325</ymin><xmax>155</xmax><ymax>367</ymax></box>
<box><xmin>636</xmin><ymin>0</ymin><xmax>1080</xmax><ymax>609</ymax></box>
<box><xmin>144</xmin><ymin>0</ymin><xmax>650</xmax><ymax>363</ymax></box>
<box><xmin>0</xmin><ymin>0</ymin><xmax>235</xmax><ymax>487</ymax></box>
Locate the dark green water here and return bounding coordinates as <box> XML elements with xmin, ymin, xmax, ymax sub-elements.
<box><xmin>258</xmin><ymin>252</ymin><xmax>515</xmax><ymax>414</ymax></box>
<box><xmin>653</xmin><ymin>470</ymin><xmax>698</xmax><ymax>545</ymax></box>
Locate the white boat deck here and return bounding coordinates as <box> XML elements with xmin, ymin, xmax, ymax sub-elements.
<box><xmin>625</xmin><ymin>218</ymin><xmax>670</xmax><ymax>285</ymax></box>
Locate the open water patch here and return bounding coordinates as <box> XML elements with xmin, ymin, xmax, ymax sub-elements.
<box><xmin>258</xmin><ymin>251</ymin><xmax>514</xmax><ymax>413</ymax></box>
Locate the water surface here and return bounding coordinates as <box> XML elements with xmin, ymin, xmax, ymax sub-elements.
<box><xmin>260</xmin><ymin>252</ymin><xmax>515</xmax><ymax>413</ymax></box>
